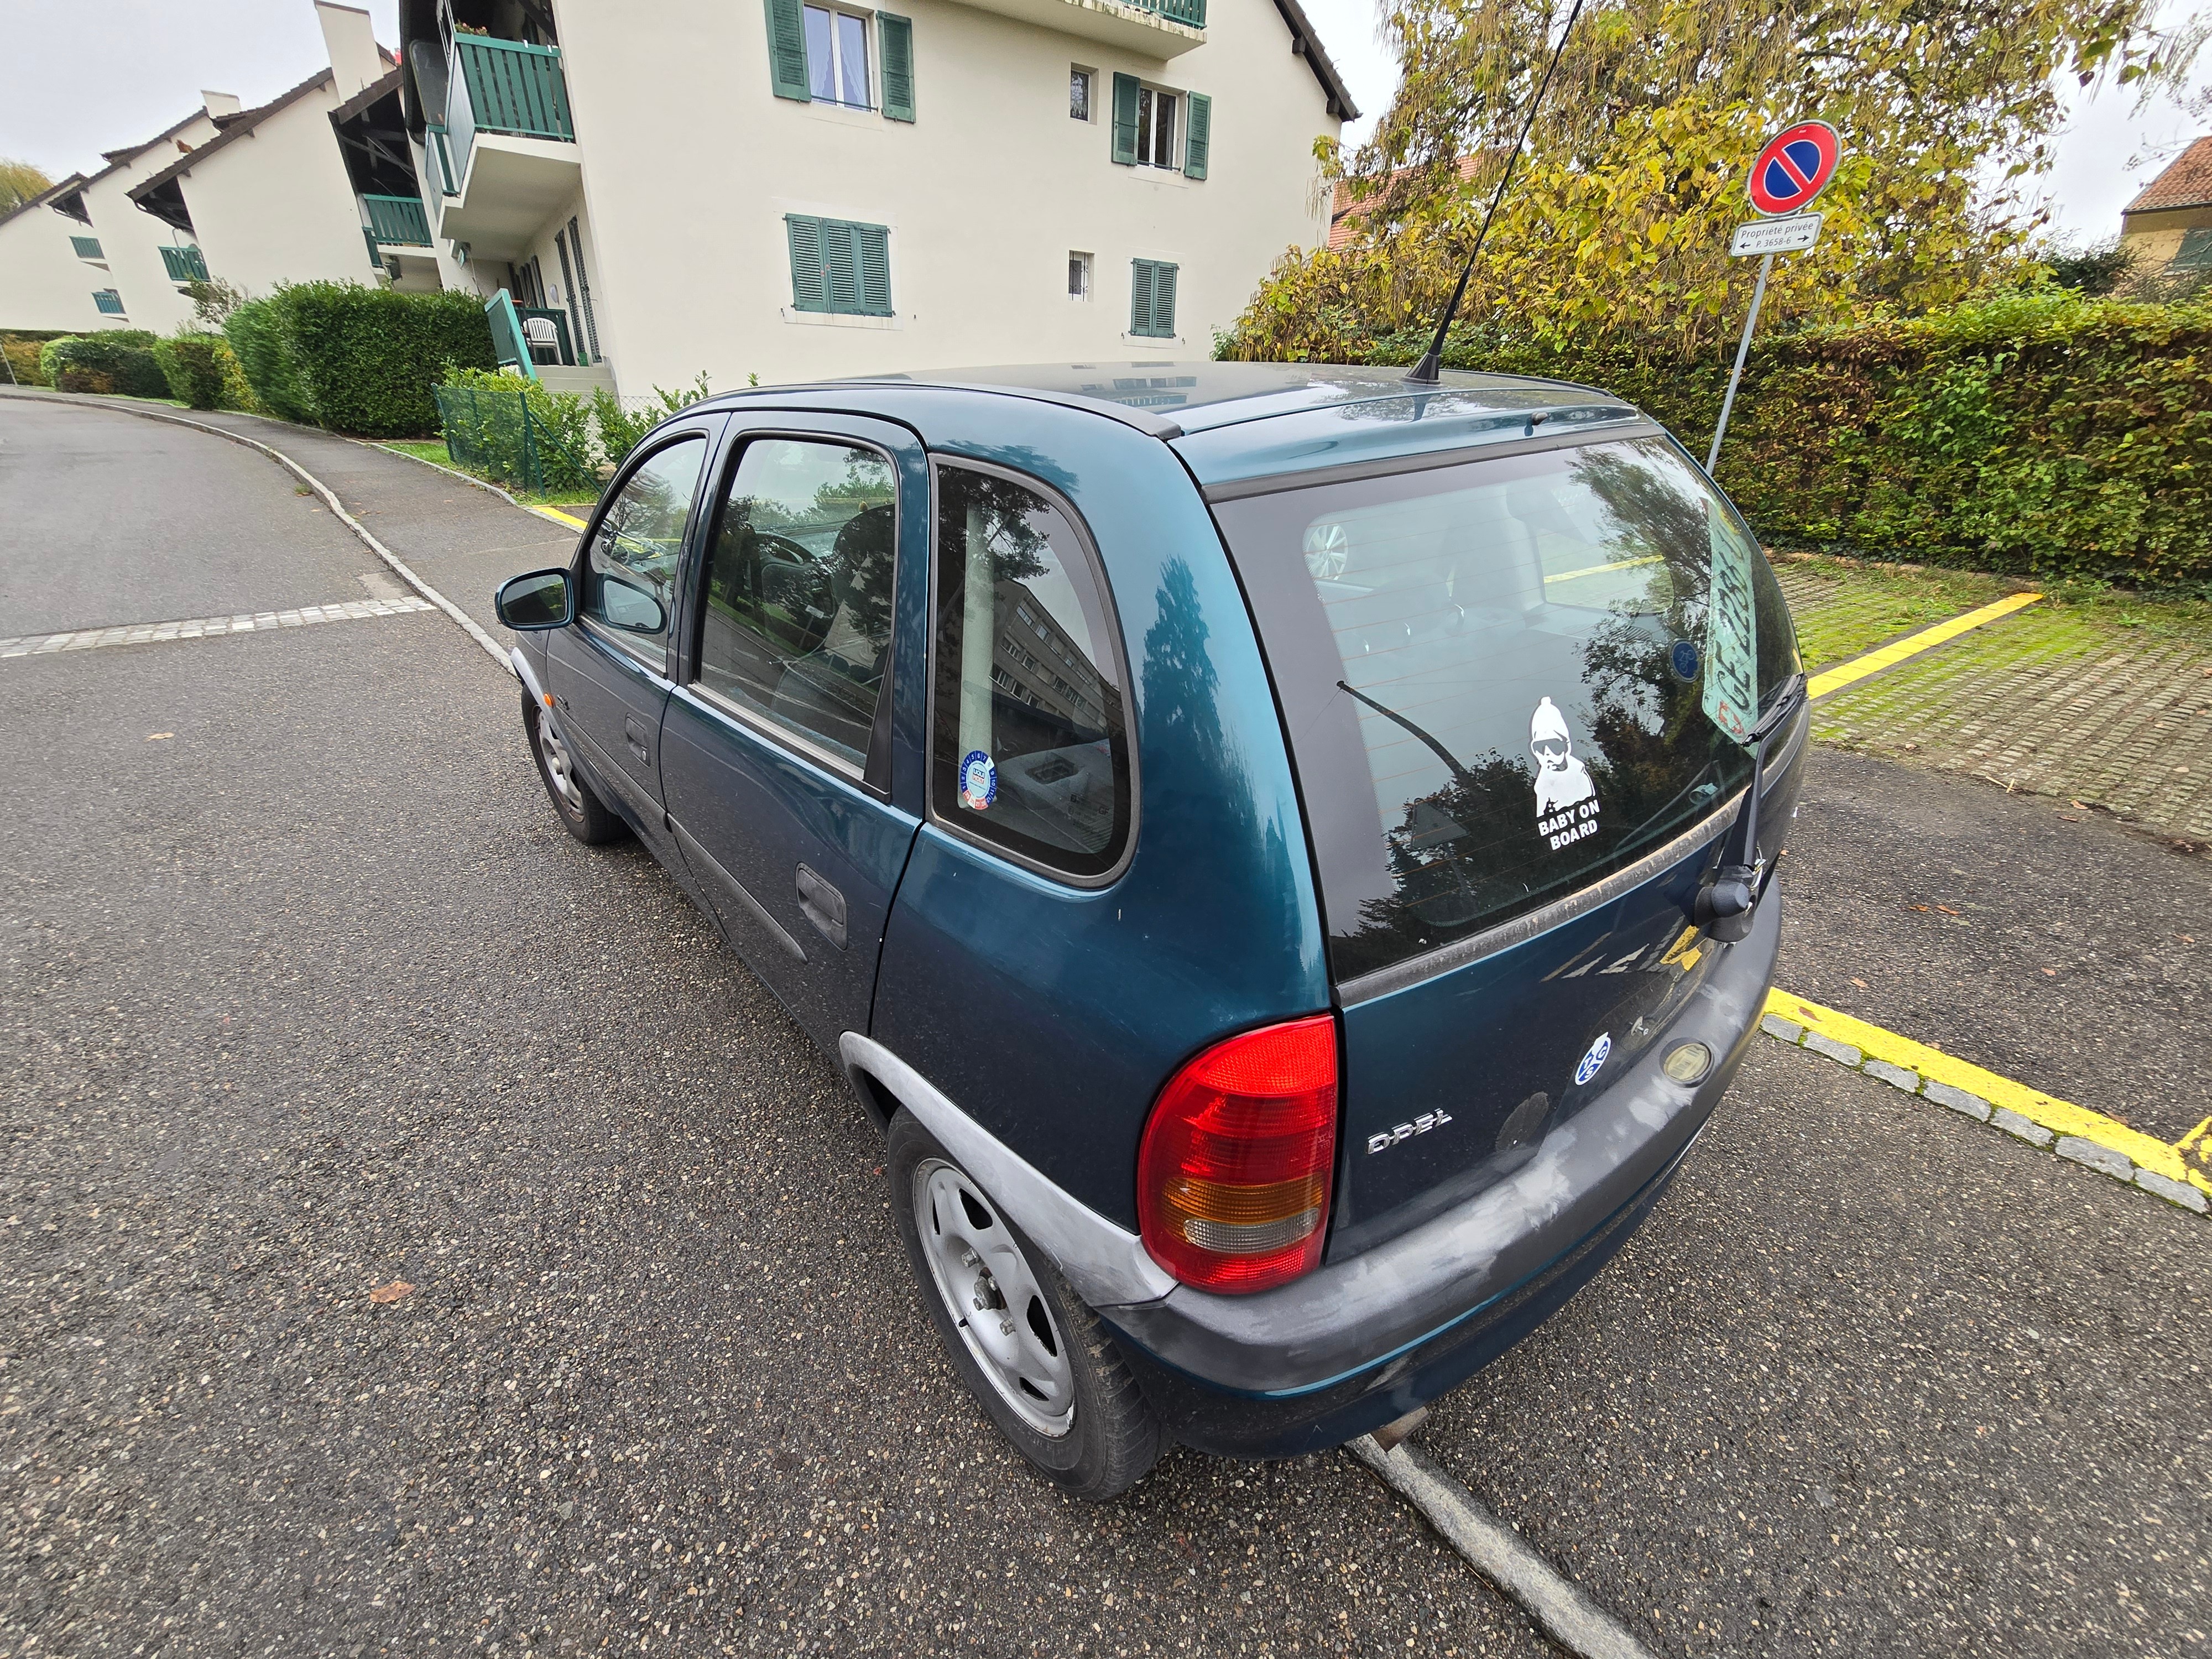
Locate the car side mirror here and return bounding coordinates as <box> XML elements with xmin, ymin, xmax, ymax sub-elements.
<box><xmin>598</xmin><ymin>572</ymin><xmax>666</xmax><ymax>635</ymax></box>
<box><xmin>495</xmin><ymin>567</ymin><xmax>572</xmax><ymax>629</ymax></box>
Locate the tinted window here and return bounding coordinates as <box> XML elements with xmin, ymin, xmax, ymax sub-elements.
<box><xmin>695</xmin><ymin>438</ymin><xmax>898</xmax><ymax>769</ymax></box>
<box><xmin>1215</xmin><ymin>436</ymin><xmax>1799</xmax><ymax>983</ymax></box>
<box><xmin>583</xmin><ymin>437</ymin><xmax>706</xmax><ymax>670</ymax></box>
<box><xmin>930</xmin><ymin>463</ymin><xmax>1130</xmax><ymax>878</ymax></box>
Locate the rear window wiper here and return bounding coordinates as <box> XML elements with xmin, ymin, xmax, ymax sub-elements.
<box><xmin>1694</xmin><ymin>671</ymin><xmax>1806</xmax><ymax>940</ymax></box>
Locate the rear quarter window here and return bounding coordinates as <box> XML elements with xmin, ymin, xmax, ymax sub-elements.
<box><xmin>1214</xmin><ymin>434</ymin><xmax>1799</xmax><ymax>983</ymax></box>
<box><xmin>928</xmin><ymin>461</ymin><xmax>1133</xmax><ymax>882</ymax></box>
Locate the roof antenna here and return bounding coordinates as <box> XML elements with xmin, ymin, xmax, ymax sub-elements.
<box><xmin>1404</xmin><ymin>0</ymin><xmax>1587</xmax><ymax>385</ymax></box>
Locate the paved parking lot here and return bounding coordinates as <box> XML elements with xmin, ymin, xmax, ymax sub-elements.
<box><xmin>2</xmin><ymin>397</ymin><xmax>2205</xmax><ymax>1657</ymax></box>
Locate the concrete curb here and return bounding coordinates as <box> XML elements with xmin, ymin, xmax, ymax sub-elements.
<box><xmin>1</xmin><ymin>388</ymin><xmax>512</xmax><ymax>675</ymax></box>
<box><xmin>1761</xmin><ymin>989</ymin><xmax>2210</xmax><ymax>1218</ymax></box>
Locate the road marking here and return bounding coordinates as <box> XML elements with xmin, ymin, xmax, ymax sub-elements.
<box><xmin>1806</xmin><ymin>591</ymin><xmax>2043</xmax><ymax>700</ymax></box>
<box><xmin>536</xmin><ymin>505</ymin><xmax>589</xmax><ymax>530</ymax></box>
<box><xmin>0</xmin><ymin>598</ymin><xmax>436</xmax><ymax>659</ymax></box>
<box><xmin>6</xmin><ymin>394</ymin><xmax>512</xmax><ymax>675</ymax></box>
<box><xmin>1761</xmin><ymin>988</ymin><xmax>2210</xmax><ymax>1215</ymax></box>
<box><xmin>1348</xmin><ymin>1436</ymin><xmax>1657</xmax><ymax>1659</ymax></box>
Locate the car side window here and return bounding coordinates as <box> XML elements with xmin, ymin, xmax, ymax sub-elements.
<box><xmin>582</xmin><ymin>437</ymin><xmax>707</xmax><ymax>671</ymax></box>
<box><xmin>694</xmin><ymin>437</ymin><xmax>898</xmax><ymax>770</ymax></box>
<box><xmin>930</xmin><ymin>461</ymin><xmax>1130</xmax><ymax>880</ymax></box>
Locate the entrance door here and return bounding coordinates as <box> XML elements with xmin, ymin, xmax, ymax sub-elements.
<box><xmin>659</xmin><ymin>418</ymin><xmax>925</xmax><ymax>1048</ymax></box>
<box><xmin>544</xmin><ymin>420</ymin><xmax>719</xmax><ymax>864</ymax></box>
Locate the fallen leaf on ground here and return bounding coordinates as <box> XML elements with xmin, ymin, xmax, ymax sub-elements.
<box><xmin>1850</xmin><ymin>978</ymin><xmax>1868</xmax><ymax>988</ymax></box>
<box><xmin>2040</xmin><ymin>968</ymin><xmax>2057</xmax><ymax>977</ymax></box>
<box><xmin>147</xmin><ymin>732</ymin><xmax>173</xmax><ymax>741</ymax></box>
<box><xmin>369</xmin><ymin>1280</ymin><xmax>415</xmax><ymax>1305</ymax></box>
<box><xmin>1908</xmin><ymin>904</ymin><xmax>1931</xmax><ymax>912</ymax></box>
<box><xmin>1936</xmin><ymin>905</ymin><xmax>1961</xmax><ymax>916</ymax></box>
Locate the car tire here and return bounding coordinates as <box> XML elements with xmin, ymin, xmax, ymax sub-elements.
<box><xmin>885</xmin><ymin>1111</ymin><xmax>1166</xmax><ymax>1501</ymax></box>
<box><xmin>523</xmin><ymin>691</ymin><xmax>628</xmax><ymax>846</ymax></box>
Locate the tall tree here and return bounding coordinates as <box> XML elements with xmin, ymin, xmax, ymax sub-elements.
<box><xmin>0</xmin><ymin>157</ymin><xmax>53</xmax><ymax>215</ymax></box>
<box><xmin>1228</xmin><ymin>0</ymin><xmax>2200</xmax><ymax>362</ymax></box>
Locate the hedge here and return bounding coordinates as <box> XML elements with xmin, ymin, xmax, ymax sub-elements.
<box><xmin>37</xmin><ymin>331</ymin><xmax>168</xmax><ymax>398</ymax></box>
<box><xmin>223</xmin><ymin>283</ymin><xmax>497</xmax><ymax>436</ymax></box>
<box><xmin>152</xmin><ymin>333</ymin><xmax>234</xmax><ymax>410</ymax></box>
<box><xmin>1228</xmin><ymin>288</ymin><xmax>2212</xmax><ymax>588</ymax></box>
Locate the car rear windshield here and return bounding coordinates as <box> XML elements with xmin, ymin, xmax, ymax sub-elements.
<box><xmin>1214</xmin><ymin>434</ymin><xmax>1799</xmax><ymax>984</ymax></box>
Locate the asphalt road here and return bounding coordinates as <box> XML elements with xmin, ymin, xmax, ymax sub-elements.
<box><xmin>2</xmin><ymin>398</ymin><xmax>2204</xmax><ymax>1658</ymax></box>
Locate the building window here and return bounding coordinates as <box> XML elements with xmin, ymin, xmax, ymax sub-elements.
<box><xmin>1070</xmin><ymin>68</ymin><xmax>1092</xmax><ymax>121</ymax></box>
<box><xmin>92</xmin><ymin>289</ymin><xmax>127</xmax><ymax>316</ymax></box>
<box><xmin>786</xmin><ymin>215</ymin><xmax>893</xmax><ymax>316</ymax></box>
<box><xmin>805</xmin><ymin>6</ymin><xmax>871</xmax><ymax>108</ymax></box>
<box><xmin>1129</xmin><ymin>258</ymin><xmax>1177</xmax><ymax>338</ymax></box>
<box><xmin>70</xmin><ymin>236</ymin><xmax>104</xmax><ymax>261</ymax></box>
<box><xmin>2173</xmin><ymin>227</ymin><xmax>2212</xmax><ymax>273</ymax></box>
<box><xmin>159</xmin><ymin>245</ymin><xmax>209</xmax><ymax>283</ymax></box>
<box><xmin>1135</xmin><ymin>87</ymin><xmax>1176</xmax><ymax>168</ymax></box>
<box><xmin>1068</xmin><ymin>251</ymin><xmax>1092</xmax><ymax>300</ymax></box>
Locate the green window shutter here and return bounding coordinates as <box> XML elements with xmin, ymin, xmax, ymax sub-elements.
<box><xmin>877</xmin><ymin>13</ymin><xmax>915</xmax><ymax>122</ymax></box>
<box><xmin>786</xmin><ymin>215</ymin><xmax>827</xmax><ymax>310</ymax></box>
<box><xmin>1110</xmin><ymin>73</ymin><xmax>1140</xmax><ymax>166</ymax></box>
<box><xmin>1151</xmin><ymin>261</ymin><xmax>1178</xmax><ymax>337</ymax></box>
<box><xmin>1130</xmin><ymin>259</ymin><xmax>1155</xmax><ymax>335</ymax></box>
<box><xmin>765</xmin><ymin>0</ymin><xmax>811</xmax><ymax>101</ymax></box>
<box><xmin>858</xmin><ymin>223</ymin><xmax>892</xmax><ymax>314</ymax></box>
<box><xmin>71</xmin><ymin>236</ymin><xmax>103</xmax><ymax>259</ymax></box>
<box><xmin>823</xmin><ymin>222</ymin><xmax>861</xmax><ymax>313</ymax></box>
<box><xmin>1183</xmin><ymin>93</ymin><xmax>1211</xmax><ymax>180</ymax></box>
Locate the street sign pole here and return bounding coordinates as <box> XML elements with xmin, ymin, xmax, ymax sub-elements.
<box><xmin>1706</xmin><ymin>117</ymin><xmax>1842</xmax><ymax>476</ymax></box>
<box><xmin>1706</xmin><ymin>250</ymin><xmax>1773</xmax><ymax>474</ymax></box>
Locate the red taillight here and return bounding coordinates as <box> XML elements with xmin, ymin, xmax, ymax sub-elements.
<box><xmin>1136</xmin><ymin>1015</ymin><xmax>1339</xmax><ymax>1295</ymax></box>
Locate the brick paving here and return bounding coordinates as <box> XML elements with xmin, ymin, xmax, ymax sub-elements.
<box><xmin>1811</xmin><ymin>607</ymin><xmax>2212</xmax><ymax>843</ymax></box>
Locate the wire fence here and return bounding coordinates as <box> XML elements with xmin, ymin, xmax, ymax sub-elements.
<box><xmin>432</xmin><ymin>381</ymin><xmax>601</xmax><ymax>499</ymax></box>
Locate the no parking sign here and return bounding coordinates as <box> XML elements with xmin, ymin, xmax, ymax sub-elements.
<box><xmin>1747</xmin><ymin>121</ymin><xmax>1841</xmax><ymax>216</ymax></box>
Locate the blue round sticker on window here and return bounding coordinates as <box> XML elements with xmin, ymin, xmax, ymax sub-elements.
<box><xmin>958</xmin><ymin>749</ymin><xmax>998</xmax><ymax>812</ymax></box>
<box><xmin>1574</xmin><ymin>1031</ymin><xmax>1613</xmax><ymax>1087</ymax></box>
<box><xmin>1671</xmin><ymin>640</ymin><xmax>1701</xmax><ymax>682</ymax></box>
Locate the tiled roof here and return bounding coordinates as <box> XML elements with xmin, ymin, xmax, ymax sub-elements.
<box><xmin>2126</xmin><ymin>135</ymin><xmax>2212</xmax><ymax>215</ymax></box>
<box><xmin>1329</xmin><ymin>154</ymin><xmax>1483</xmax><ymax>249</ymax></box>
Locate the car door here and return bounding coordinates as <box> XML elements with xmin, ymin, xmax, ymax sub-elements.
<box><xmin>544</xmin><ymin>419</ymin><xmax>722</xmax><ymax>864</ymax></box>
<box><xmin>659</xmin><ymin>415</ymin><xmax>925</xmax><ymax>1050</ymax></box>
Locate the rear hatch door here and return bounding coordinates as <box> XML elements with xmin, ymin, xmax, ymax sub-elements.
<box><xmin>1211</xmin><ymin>429</ymin><xmax>1803</xmax><ymax>1255</ymax></box>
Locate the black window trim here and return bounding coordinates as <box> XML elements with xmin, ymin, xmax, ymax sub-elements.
<box><xmin>682</xmin><ymin>425</ymin><xmax>904</xmax><ymax>799</ymax></box>
<box><xmin>922</xmin><ymin>453</ymin><xmax>1140</xmax><ymax>890</ymax></box>
<box><xmin>572</xmin><ymin>426</ymin><xmax>718</xmax><ymax>681</ymax></box>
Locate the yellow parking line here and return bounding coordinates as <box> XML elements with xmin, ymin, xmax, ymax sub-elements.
<box><xmin>1763</xmin><ymin>988</ymin><xmax>2210</xmax><ymax>1204</ymax></box>
<box><xmin>1805</xmin><ymin>591</ymin><xmax>2043</xmax><ymax>700</ymax></box>
<box><xmin>534</xmin><ymin>505</ymin><xmax>589</xmax><ymax>530</ymax></box>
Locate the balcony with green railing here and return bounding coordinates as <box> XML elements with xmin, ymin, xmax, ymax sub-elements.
<box><xmin>363</xmin><ymin>192</ymin><xmax>433</xmax><ymax>246</ymax></box>
<box><xmin>947</xmin><ymin>0</ymin><xmax>1201</xmax><ymax>58</ymax></box>
<box><xmin>444</xmin><ymin>35</ymin><xmax>575</xmax><ymax>197</ymax></box>
<box><xmin>159</xmin><ymin>244</ymin><xmax>209</xmax><ymax>283</ymax></box>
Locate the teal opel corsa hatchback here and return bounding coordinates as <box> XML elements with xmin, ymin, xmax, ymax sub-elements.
<box><xmin>493</xmin><ymin>363</ymin><xmax>1807</xmax><ymax>1499</ymax></box>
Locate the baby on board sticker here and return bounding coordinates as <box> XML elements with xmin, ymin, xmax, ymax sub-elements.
<box><xmin>1530</xmin><ymin>696</ymin><xmax>1600</xmax><ymax>851</ymax></box>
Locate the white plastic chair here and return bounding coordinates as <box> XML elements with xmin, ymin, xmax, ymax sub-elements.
<box><xmin>522</xmin><ymin>315</ymin><xmax>560</xmax><ymax>365</ymax></box>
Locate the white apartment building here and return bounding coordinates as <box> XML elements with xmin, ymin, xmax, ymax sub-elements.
<box><xmin>395</xmin><ymin>0</ymin><xmax>1354</xmax><ymax>395</ymax></box>
<box><xmin>0</xmin><ymin>101</ymin><xmax>234</xmax><ymax>333</ymax></box>
<box><xmin>127</xmin><ymin>4</ymin><xmax>447</xmax><ymax>300</ymax></box>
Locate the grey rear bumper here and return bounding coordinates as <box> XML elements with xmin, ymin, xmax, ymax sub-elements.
<box><xmin>1096</xmin><ymin>880</ymin><xmax>1782</xmax><ymax>1397</ymax></box>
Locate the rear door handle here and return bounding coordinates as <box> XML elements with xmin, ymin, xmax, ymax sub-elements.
<box><xmin>796</xmin><ymin>863</ymin><xmax>847</xmax><ymax>950</ymax></box>
<box><xmin>623</xmin><ymin>714</ymin><xmax>650</xmax><ymax>765</ymax></box>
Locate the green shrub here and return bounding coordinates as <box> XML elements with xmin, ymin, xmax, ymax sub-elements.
<box><xmin>279</xmin><ymin>282</ymin><xmax>495</xmax><ymax>435</ymax></box>
<box><xmin>2</xmin><ymin>337</ymin><xmax>49</xmax><ymax>385</ymax></box>
<box><xmin>1230</xmin><ymin>288</ymin><xmax>2212</xmax><ymax>587</ymax></box>
<box><xmin>436</xmin><ymin>367</ymin><xmax>601</xmax><ymax>495</ymax></box>
<box><xmin>223</xmin><ymin>297</ymin><xmax>311</xmax><ymax>422</ymax></box>
<box><xmin>38</xmin><ymin>332</ymin><xmax>168</xmax><ymax>397</ymax></box>
<box><xmin>152</xmin><ymin>333</ymin><xmax>233</xmax><ymax>409</ymax></box>
<box><xmin>591</xmin><ymin>374</ymin><xmax>712</xmax><ymax>468</ymax></box>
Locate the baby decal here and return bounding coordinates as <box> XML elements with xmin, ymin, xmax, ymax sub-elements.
<box><xmin>1530</xmin><ymin>696</ymin><xmax>1600</xmax><ymax>851</ymax></box>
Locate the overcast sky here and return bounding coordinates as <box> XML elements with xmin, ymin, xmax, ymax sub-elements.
<box><xmin>1</xmin><ymin>0</ymin><xmax>2198</xmax><ymax>247</ymax></box>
